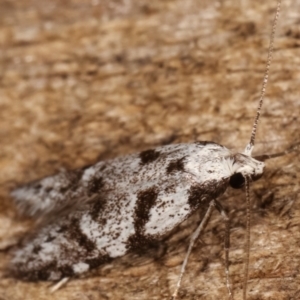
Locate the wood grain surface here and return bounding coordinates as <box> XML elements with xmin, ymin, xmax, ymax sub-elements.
<box><xmin>0</xmin><ymin>0</ymin><xmax>299</xmax><ymax>299</ymax></box>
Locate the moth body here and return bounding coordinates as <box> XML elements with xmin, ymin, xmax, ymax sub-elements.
<box><xmin>10</xmin><ymin>141</ymin><xmax>264</xmax><ymax>281</ymax></box>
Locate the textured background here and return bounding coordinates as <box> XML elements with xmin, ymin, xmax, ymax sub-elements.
<box><xmin>0</xmin><ymin>0</ymin><xmax>300</xmax><ymax>299</ymax></box>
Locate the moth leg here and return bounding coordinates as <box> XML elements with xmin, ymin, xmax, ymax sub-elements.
<box><xmin>49</xmin><ymin>277</ymin><xmax>69</xmax><ymax>293</ymax></box>
<box><xmin>171</xmin><ymin>200</ymin><xmax>216</xmax><ymax>300</ymax></box>
<box><xmin>214</xmin><ymin>199</ymin><xmax>233</xmax><ymax>300</ymax></box>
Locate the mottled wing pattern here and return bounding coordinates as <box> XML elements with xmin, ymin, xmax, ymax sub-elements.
<box><xmin>12</xmin><ymin>169</ymin><xmax>89</xmax><ymax>218</ymax></box>
<box><xmin>10</xmin><ymin>142</ymin><xmax>234</xmax><ymax>281</ymax></box>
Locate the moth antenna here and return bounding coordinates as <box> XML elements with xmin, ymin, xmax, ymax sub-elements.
<box><xmin>254</xmin><ymin>141</ymin><xmax>300</xmax><ymax>161</ymax></box>
<box><xmin>244</xmin><ymin>0</ymin><xmax>281</xmax><ymax>156</ymax></box>
<box><xmin>243</xmin><ymin>3</ymin><xmax>282</xmax><ymax>299</ymax></box>
<box><xmin>243</xmin><ymin>177</ymin><xmax>251</xmax><ymax>300</ymax></box>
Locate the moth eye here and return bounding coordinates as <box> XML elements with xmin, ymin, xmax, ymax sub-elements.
<box><xmin>229</xmin><ymin>173</ymin><xmax>245</xmax><ymax>189</ymax></box>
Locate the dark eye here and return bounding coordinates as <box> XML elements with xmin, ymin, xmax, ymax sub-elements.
<box><xmin>229</xmin><ymin>173</ymin><xmax>245</xmax><ymax>189</ymax></box>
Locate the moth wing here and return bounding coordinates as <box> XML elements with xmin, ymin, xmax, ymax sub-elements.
<box><xmin>11</xmin><ymin>166</ymin><xmax>101</xmax><ymax>218</ymax></box>
<box><xmin>10</xmin><ymin>164</ymin><xmax>199</xmax><ymax>281</ymax></box>
<box><xmin>9</xmin><ymin>187</ymin><xmax>147</xmax><ymax>281</ymax></box>
<box><xmin>10</xmin><ymin>142</ymin><xmax>232</xmax><ymax>281</ymax></box>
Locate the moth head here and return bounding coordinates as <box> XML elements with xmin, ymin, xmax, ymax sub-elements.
<box><xmin>229</xmin><ymin>153</ymin><xmax>265</xmax><ymax>189</ymax></box>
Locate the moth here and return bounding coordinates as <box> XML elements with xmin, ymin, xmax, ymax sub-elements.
<box><xmin>9</xmin><ymin>1</ymin><xmax>282</xmax><ymax>299</ymax></box>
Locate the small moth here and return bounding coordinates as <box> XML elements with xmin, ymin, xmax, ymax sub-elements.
<box><xmin>9</xmin><ymin>1</ymin><xmax>283</xmax><ymax>299</ymax></box>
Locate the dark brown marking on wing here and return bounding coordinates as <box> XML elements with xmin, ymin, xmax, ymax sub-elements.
<box><xmin>188</xmin><ymin>185</ymin><xmax>205</xmax><ymax>210</ymax></box>
<box><xmin>127</xmin><ymin>186</ymin><xmax>159</xmax><ymax>251</ymax></box>
<box><xmin>37</xmin><ymin>261</ymin><xmax>59</xmax><ymax>281</ymax></box>
<box><xmin>134</xmin><ymin>187</ymin><xmax>159</xmax><ymax>231</ymax></box>
<box><xmin>32</xmin><ymin>245</ymin><xmax>42</xmax><ymax>254</ymax></box>
<box><xmin>88</xmin><ymin>176</ymin><xmax>104</xmax><ymax>196</ymax></box>
<box><xmin>68</xmin><ymin>218</ymin><xmax>96</xmax><ymax>252</ymax></box>
<box><xmin>84</xmin><ymin>255</ymin><xmax>111</xmax><ymax>269</ymax></box>
<box><xmin>45</xmin><ymin>186</ymin><xmax>53</xmax><ymax>193</ymax></box>
<box><xmin>57</xmin><ymin>265</ymin><xmax>74</xmax><ymax>277</ymax></box>
<box><xmin>188</xmin><ymin>179</ymin><xmax>229</xmax><ymax>210</ymax></box>
<box><xmin>33</xmin><ymin>183</ymin><xmax>42</xmax><ymax>190</ymax></box>
<box><xmin>127</xmin><ymin>233</ymin><xmax>157</xmax><ymax>253</ymax></box>
<box><xmin>57</xmin><ymin>224</ymin><xmax>68</xmax><ymax>233</ymax></box>
<box><xmin>89</xmin><ymin>196</ymin><xmax>107</xmax><ymax>222</ymax></box>
<box><xmin>10</xmin><ymin>261</ymin><xmax>57</xmax><ymax>281</ymax></box>
<box><xmin>166</xmin><ymin>157</ymin><xmax>185</xmax><ymax>174</ymax></box>
<box><xmin>45</xmin><ymin>235</ymin><xmax>55</xmax><ymax>243</ymax></box>
<box><xmin>139</xmin><ymin>149</ymin><xmax>160</xmax><ymax>165</ymax></box>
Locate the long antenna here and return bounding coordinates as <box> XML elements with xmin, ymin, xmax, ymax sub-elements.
<box><xmin>243</xmin><ymin>2</ymin><xmax>282</xmax><ymax>299</ymax></box>
<box><xmin>243</xmin><ymin>177</ymin><xmax>251</xmax><ymax>300</ymax></box>
<box><xmin>245</xmin><ymin>0</ymin><xmax>281</xmax><ymax>156</ymax></box>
